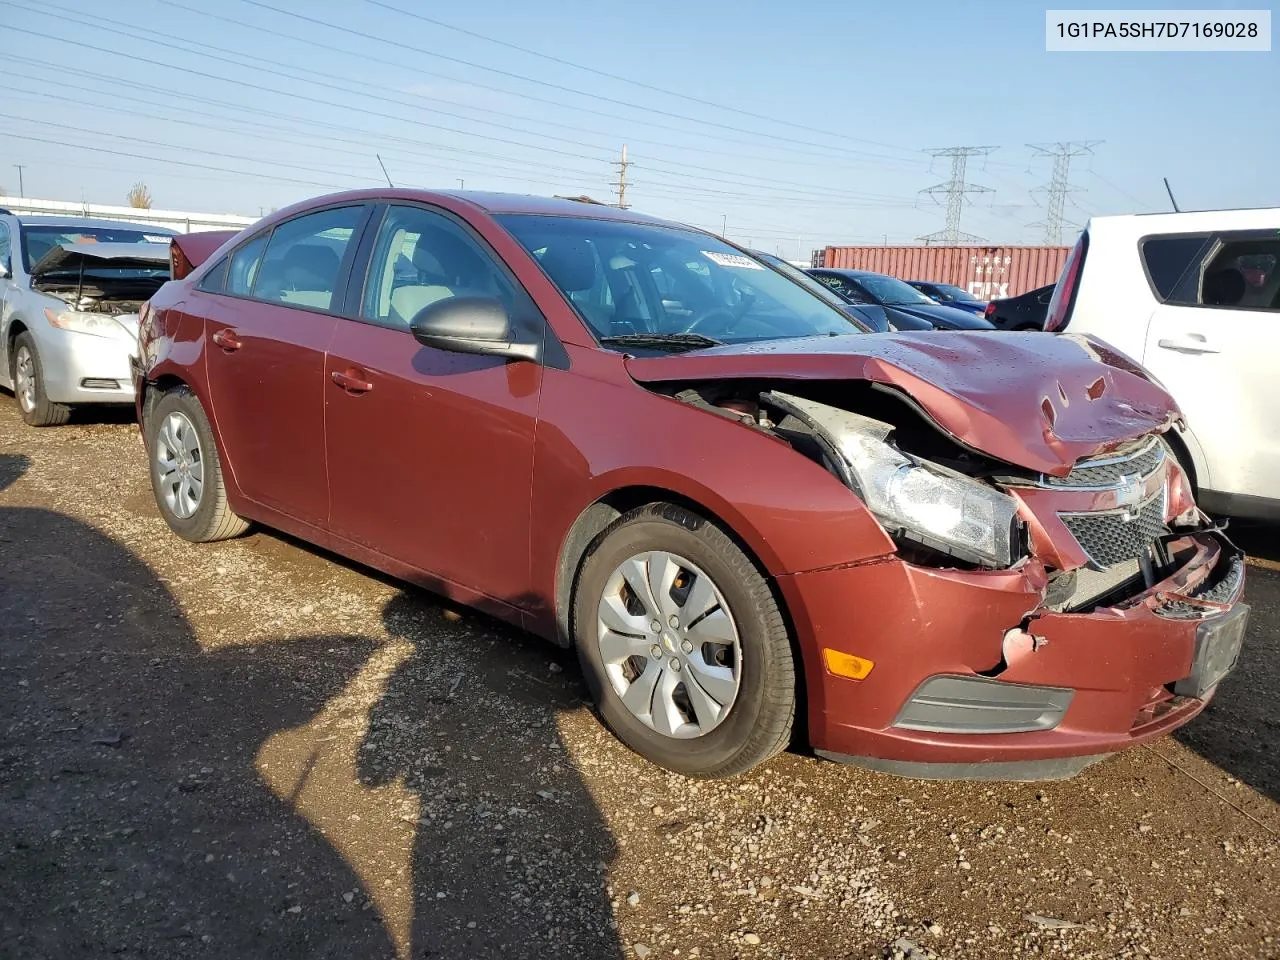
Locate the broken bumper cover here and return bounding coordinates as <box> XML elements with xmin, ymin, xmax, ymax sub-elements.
<box><xmin>777</xmin><ymin>532</ymin><xmax>1246</xmax><ymax>781</ymax></box>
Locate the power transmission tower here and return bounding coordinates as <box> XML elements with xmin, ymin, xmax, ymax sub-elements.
<box><xmin>1027</xmin><ymin>141</ymin><xmax>1102</xmax><ymax>244</ymax></box>
<box><xmin>917</xmin><ymin>146</ymin><xmax>996</xmax><ymax>245</ymax></box>
<box><xmin>611</xmin><ymin>144</ymin><xmax>631</xmax><ymax>209</ymax></box>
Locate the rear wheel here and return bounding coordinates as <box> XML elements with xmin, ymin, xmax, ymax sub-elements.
<box><xmin>11</xmin><ymin>333</ymin><xmax>71</xmax><ymax>427</ymax></box>
<box><xmin>145</xmin><ymin>387</ymin><xmax>248</xmax><ymax>542</ymax></box>
<box><xmin>573</xmin><ymin>503</ymin><xmax>795</xmax><ymax>779</ymax></box>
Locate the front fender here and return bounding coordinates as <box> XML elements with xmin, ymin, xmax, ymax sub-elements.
<box><xmin>527</xmin><ymin>365</ymin><xmax>896</xmax><ymax>641</ymax></box>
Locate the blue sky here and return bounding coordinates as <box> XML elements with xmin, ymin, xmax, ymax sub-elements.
<box><xmin>1</xmin><ymin>0</ymin><xmax>1275</xmax><ymax>257</ymax></box>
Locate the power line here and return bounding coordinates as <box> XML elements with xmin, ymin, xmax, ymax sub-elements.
<box><xmin>1028</xmin><ymin>141</ymin><xmax>1102</xmax><ymax>244</ymax></box>
<box><xmin>917</xmin><ymin>146</ymin><xmax>996</xmax><ymax>244</ymax></box>
<box><xmin>363</xmin><ymin>0</ymin><xmax>928</xmax><ymax>159</ymax></box>
<box><xmin>2</xmin><ymin>15</ymin><xmax>927</xmax><ymax>209</ymax></box>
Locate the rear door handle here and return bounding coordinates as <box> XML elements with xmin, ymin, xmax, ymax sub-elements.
<box><xmin>331</xmin><ymin>368</ymin><xmax>374</xmax><ymax>394</ymax></box>
<box><xmin>1156</xmin><ymin>333</ymin><xmax>1219</xmax><ymax>354</ymax></box>
<box><xmin>211</xmin><ymin>328</ymin><xmax>242</xmax><ymax>352</ymax></box>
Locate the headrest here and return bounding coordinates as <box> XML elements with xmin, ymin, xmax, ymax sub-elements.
<box><xmin>1203</xmin><ymin>267</ymin><xmax>1246</xmax><ymax>306</ymax></box>
<box><xmin>539</xmin><ymin>238</ymin><xmax>597</xmax><ymax>293</ymax></box>
<box><xmin>281</xmin><ymin>244</ymin><xmax>340</xmax><ymax>289</ymax></box>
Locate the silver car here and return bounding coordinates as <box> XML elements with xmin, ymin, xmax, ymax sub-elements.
<box><xmin>0</xmin><ymin>212</ymin><xmax>175</xmax><ymax>425</ymax></box>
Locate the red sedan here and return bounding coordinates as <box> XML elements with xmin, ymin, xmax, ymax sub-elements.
<box><xmin>135</xmin><ymin>190</ymin><xmax>1247</xmax><ymax>781</ymax></box>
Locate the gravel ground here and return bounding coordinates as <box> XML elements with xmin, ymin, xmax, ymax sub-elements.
<box><xmin>0</xmin><ymin>401</ymin><xmax>1276</xmax><ymax>960</ymax></box>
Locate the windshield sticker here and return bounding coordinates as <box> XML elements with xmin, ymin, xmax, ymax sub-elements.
<box><xmin>702</xmin><ymin>251</ymin><xmax>763</xmax><ymax>270</ymax></box>
<box><xmin>143</xmin><ymin>235</ymin><xmax>172</xmax><ymax>243</ymax></box>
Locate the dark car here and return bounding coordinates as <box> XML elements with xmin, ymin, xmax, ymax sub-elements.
<box><xmin>750</xmin><ymin>251</ymin><xmax>885</xmax><ymax>332</ymax></box>
<box><xmin>984</xmin><ymin>283</ymin><xmax>1056</xmax><ymax>331</ymax></box>
<box><xmin>135</xmin><ymin>189</ymin><xmax>1244</xmax><ymax>782</ymax></box>
<box><xmin>806</xmin><ymin>268</ymin><xmax>994</xmax><ymax>331</ymax></box>
<box><xmin>906</xmin><ymin>280</ymin><xmax>988</xmax><ymax>316</ymax></box>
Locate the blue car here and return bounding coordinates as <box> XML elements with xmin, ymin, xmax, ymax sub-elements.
<box><xmin>906</xmin><ymin>280</ymin><xmax>989</xmax><ymax>317</ymax></box>
<box><xmin>807</xmin><ymin>269</ymin><xmax>996</xmax><ymax>331</ymax></box>
<box><xmin>751</xmin><ymin>251</ymin><xmax>890</xmax><ymax>332</ymax></box>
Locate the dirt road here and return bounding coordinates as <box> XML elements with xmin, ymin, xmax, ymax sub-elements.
<box><xmin>1</xmin><ymin>402</ymin><xmax>1276</xmax><ymax>960</ymax></box>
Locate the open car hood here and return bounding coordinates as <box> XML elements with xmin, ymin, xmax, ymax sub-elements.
<box><xmin>625</xmin><ymin>332</ymin><xmax>1181</xmax><ymax>476</ymax></box>
<box><xmin>30</xmin><ymin>242</ymin><xmax>172</xmax><ymax>279</ymax></box>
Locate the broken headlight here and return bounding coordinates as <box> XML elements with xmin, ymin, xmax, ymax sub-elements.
<box><xmin>767</xmin><ymin>392</ymin><xmax>1022</xmax><ymax>568</ymax></box>
<box><xmin>836</xmin><ymin>429</ymin><xmax>1021</xmax><ymax>567</ymax></box>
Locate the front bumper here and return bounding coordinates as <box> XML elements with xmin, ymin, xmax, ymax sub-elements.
<box><xmin>779</xmin><ymin>531</ymin><xmax>1246</xmax><ymax>780</ymax></box>
<box><xmin>38</xmin><ymin>326</ymin><xmax>137</xmax><ymax>405</ymax></box>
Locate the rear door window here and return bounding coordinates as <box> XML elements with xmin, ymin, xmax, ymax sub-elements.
<box><xmin>0</xmin><ymin>222</ymin><xmax>11</xmax><ymax>275</ymax></box>
<box><xmin>1141</xmin><ymin>234</ymin><xmax>1214</xmax><ymax>301</ymax></box>
<box><xmin>1146</xmin><ymin>230</ymin><xmax>1280</xmax><ymax>311</ymax></box>
<box><xmin>250</xmin><ymin>206</ymin><xmax>365</xmax><ymax>312</ymax></box>
<box><xmin>227</xmin><ymin>234</ymin><xmax>268</xmax><ymax>297</ymax></box>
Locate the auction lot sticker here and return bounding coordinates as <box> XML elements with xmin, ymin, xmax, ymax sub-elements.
<box><xmin>1046</xmin><ymin>9</ymin><xmax>1271</xmax><ymax>50</ymax></box>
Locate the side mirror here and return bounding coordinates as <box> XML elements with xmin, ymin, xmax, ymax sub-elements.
<box><xmin>408</xmin><ymin>296</ymin><xmax>540</xmax><ymax>362</ymax></box>
<box><xmin>0</xmin><ymin>261</ymin><xmax>9</xmax><ymax>280</ymax></box>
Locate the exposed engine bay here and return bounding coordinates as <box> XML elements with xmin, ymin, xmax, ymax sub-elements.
<box><xmin>662</xmin><ymin>379</ymin><xmax>1228</xmax><ymax>615</ymax></box>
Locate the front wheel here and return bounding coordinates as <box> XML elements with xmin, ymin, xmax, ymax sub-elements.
<box><xmin>573</xmin><ymin>503</ymin><xmax>795</xmax><ymax>779</ymax></box>
<box><xmin>145</xmin><ymin>387</ymin><xmax>248</xmax><ymax>542</ymax></box>
<box><xmin>11</xmin><ymin>333</ymin><xmax>71</xmax><ymax>427</ymax></box>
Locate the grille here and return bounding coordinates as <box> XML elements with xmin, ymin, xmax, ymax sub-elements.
<box><xmin>1044</xmin><ymin>436</ymin><xmax>1165</xmax><ymax>488</ymax></box>
<box><xmin>1193</xmin><ymin>555</ymin><xmax>1245</xmax><ymax>604</ymax></box>
<box><xmin>1060</xmin><ymin>490</ymin><xmax>1168</xmax><ymax>568</ymax></box>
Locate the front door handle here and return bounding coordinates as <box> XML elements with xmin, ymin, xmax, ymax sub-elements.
<box><xmin>211</xmin><ymin>328</ymin><xmax>242</xmax><ymax>352</ymax></box>
<box><xmin>331</xmin><ymin>368</ymin><xmax>374</xmax><ymax>394</ymax></box>
<box><xmin>1156</xmin><ymin>333</ymin><xmax>1220</xmax><ymax>354</ymax></box>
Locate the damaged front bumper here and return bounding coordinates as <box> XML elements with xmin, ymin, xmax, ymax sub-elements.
<box><xmin>778</xmin><ymin>531</ymin><xmax>1247</xmax><ymax>781</ymax></box>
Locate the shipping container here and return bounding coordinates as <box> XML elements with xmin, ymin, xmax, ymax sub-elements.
<box><xmin>816</xmin><ymin>245</ymin><xmax>1069</xmax><ymax>300</ymax></box>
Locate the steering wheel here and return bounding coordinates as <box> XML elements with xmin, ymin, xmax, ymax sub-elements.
<box><xmin>683</xmin><ymin>308</ymin><xmax>737</xmax><ymax>336</ymax></box>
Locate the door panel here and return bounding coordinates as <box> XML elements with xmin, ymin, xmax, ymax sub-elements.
<box><xmin>324</xmin><ymin>321</ymin><xmax>541</xmax><ymax>601</ymax></box>
<box><xmin>200</xmin><ymin>204</ymin><xmax>369</xmax><ymax>526</ymax></box>
<box><xmin>1141</xmin><ymin>236</ymin><xmax>1280</xmax><ymax>500</ymax></box>
<box><xmin>202</xmin><ymin>294</ymin><xmax>337</xmax><ymax>524</ymax></box>
<box><xmin>324</xmin><ymin>202</ymin><xmax>545</xmax><ymax>603</ymax></box>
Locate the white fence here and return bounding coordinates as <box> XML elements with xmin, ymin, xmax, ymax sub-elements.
<box><xmin>0</xmin><ymin>196</ymin><xmax>256</xmax><ymax>234</ymax></box>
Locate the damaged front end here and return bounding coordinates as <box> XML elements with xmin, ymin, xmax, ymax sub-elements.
<box><xmin>658</xmin><ymin>377</ymin><xmax>1247</xmax><ymax>780</ymax></box>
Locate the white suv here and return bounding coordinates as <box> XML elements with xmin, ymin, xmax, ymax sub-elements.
<box><xmin>1046</xmin><ymin>208</ymin><xmax>1280</xmax><ymax>520</ymax></box>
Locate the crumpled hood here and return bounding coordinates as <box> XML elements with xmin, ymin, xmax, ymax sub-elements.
<box><xmin>625</xmin><ymin>332</ymin><xmax>1181</xmax><ymax>476</ymax></box>
<box><xmin>30</xmin><ymin>242</ymin><xmax>171</xmax><ymax>279</ymax></box>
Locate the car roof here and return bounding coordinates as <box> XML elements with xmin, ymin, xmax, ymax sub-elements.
<box><xmin>15</xmin><ymin>214</ymin><xmax>178</xmax><ymax>233</ymax></box>
<box><xmin>1085</xmin><ymin>206</ymin><xmax>1280</xmax><ymax>240</ymax></box>
<box><xmin>266</xmin><ymin>188</ymin><xmax>682</xmax><ymax>228</ymax></box>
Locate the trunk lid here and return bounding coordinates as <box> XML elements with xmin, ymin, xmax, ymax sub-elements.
<box><xmin>625</xmin><ymin>331</ymin><xmax>1179</xmax><ymax>476</ymax></box>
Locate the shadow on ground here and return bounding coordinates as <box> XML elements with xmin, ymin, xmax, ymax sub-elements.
<box><xmin>0</xmin><ymin>452</ymin><xmax>621</xmax><ymax>959</ymax></box>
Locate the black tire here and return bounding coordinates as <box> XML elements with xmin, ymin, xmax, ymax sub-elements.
<box><xmin>145</xmin><ymin>386</ymin><xmax>248</xmax><ymax>542</ymax></box>
<box><xmin>11</xmin><ymin>333</ymin><xmax>71</xmax><ymax>427</ymax></box>
<box><xmin>572</xmin><ymin>503</ymin><xmax>795</xmax><ymax>779</ymax></box>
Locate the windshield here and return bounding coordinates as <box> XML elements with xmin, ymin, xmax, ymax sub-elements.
<box><xmin>930</xmin><ymin>283</ymin><xmax>980</xmax><ymax>302</ymax></box>
<box><xmin>20</xmin><ymin>225</ymin><xmax>173</xmax><ymax>272</ymax></box>
<box><xmin>858</xmin><ymin>274</ymin><xmax>939</xmax><ymax>306</ymax></box>
<box><xmin>498</xmin><ymin>215</ymin><xmax>856</xmax><ymax>349</ymax></box>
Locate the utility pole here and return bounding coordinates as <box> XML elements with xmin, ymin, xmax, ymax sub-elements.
<box><xmin>1027</xmin><ymin>141</ymin><xmax>1102</xmax><ymax>244</ymax></box>
<box><xmin>458</xmin><ymin>178</ymin><xmax>465</xmax><ymax>190</ymax></box>
<box><xmin>721</xmin><ymin>214</ymin><xmax>727</xmax><ymax>236</ymax></box>
<box><xmin>611</xmin><ymin>144</ymin><xmax>631</xmax><ymax>209</ymax></box>
<box><xmin>917</xmin><ymin>147</ymin><xmax>996</xmax><ymax>244</ymax></box>
<box><xmin>14</xmin><ymin>165</ymin><xmax>25</xmax><ymax>197</ymax></box>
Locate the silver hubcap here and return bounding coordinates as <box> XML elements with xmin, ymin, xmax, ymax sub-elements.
<box><xmin>155</xmin><ymin>412</ymin><xmax>204</xmax><ymax>519</ymax></box>
<box><xmin>14</xmin><ymin>346</ymin><xmax>35</xmax><ymax>412</ymax></box>
<box><xmin>596</xmin><ymin>551</ymin><xmax>741</xmax><ymax>739</ymax></box>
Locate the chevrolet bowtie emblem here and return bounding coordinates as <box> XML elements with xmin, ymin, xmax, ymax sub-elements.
<box><xmin>1115</xmin><ymin>473</ymin><xmax>1143</xmax><ymax>522</ymax></box>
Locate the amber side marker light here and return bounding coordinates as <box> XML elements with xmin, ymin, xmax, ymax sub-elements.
<box><xmin>823</xmin><ymin>649</ymin><xmax>874</xmax><ymax>680</ymax></box>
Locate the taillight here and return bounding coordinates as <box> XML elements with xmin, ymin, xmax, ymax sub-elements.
<box><xmin>1044</xmin><ymin>231</ymin><xmax>1088</xmax><ymax>332</ymax></box>
<box><xmin>983</xmin><ymin>302</ymin><xmax>996</xmax><ymax>319</ymax></box>
<box><xmin>170</xmin><ymin>239</ymin><xmax>194</xmax><ymax>281</ymax></box>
